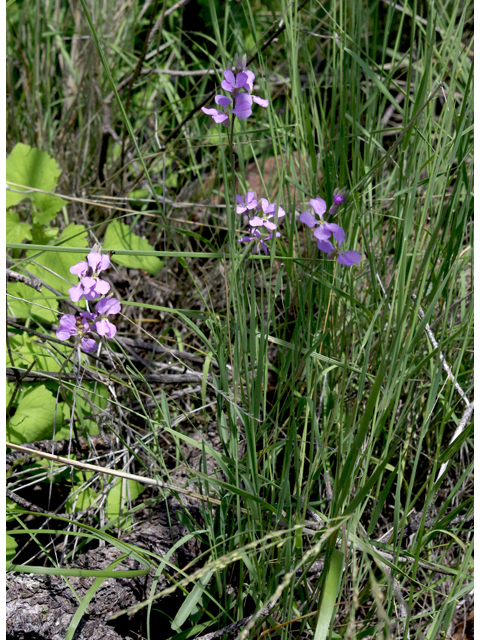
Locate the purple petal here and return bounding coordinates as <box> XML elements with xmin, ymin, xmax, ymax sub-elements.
<box><xmin>317</xmin><ymin>239</ymin><xmax>334</xmax><ymax>253</ymax></box>
<box><xmin>80</xmin><ymin>337</ymin><xmax>98</xmax><ymax>353</ymax></box>
<box><xmin>337</xmin><ymin>250</ymin><xmax>361</xmax><ymax>266</ymax></box>
<box><xmin>81</xmin><ymin>276</ymin><xmax>96</xmax><ymax>291</ymax></box>
<box><xmin>70</xmin><ymin>261</ymin><xmax>88</xmax><ymax>276</ymax></box>
<box><xmin>201</xmin><ymin>107</ymin><xmax>219</xmax><ymax>116</ymax></box>
<box><xmin>79</xmin><ymin>311</ymin><xmax>97</xmax><ymax>321</ymax></box>
<box><xmin>231</xmin><ymin>93</ymin><xmax>253</xmax><ymax>119</ymax></box>
<box><xmin>87</xmin><ymin>252</ymin><xmax>102</xmax><ymax>270</ymax></box>
<box><xmin>56</xmin><ymin>327</ymin><xmax>74</xmax><ymax>341</ymax></box>
<box><xmin>96</xmin><ymin>297</ymin><xmax>121</xmax><ymax>316</ymax></box>
<box><xmin>223</xmin><ymin>69</ymin><xmax>235</xmax><ymax>85</ymax></box>
<box><xmin>326</xmin><ymin>223</ymin><xmax>345</xmax><ymax>244</ymax></box>
<box><xmin>99</xmin><ymin>254</ymin><xmax>111</xmax><ymax>271</ymax></box>
<box><xmin>313</xmin><ymin>225</ymin><xmax>332</xmax><ymax>242</ymax></box>
<box><xmin>310</xmin><ymin>198</ymin><xmax>327</xmax><ymax>218</ymax></box>
<box><xmin>56</xmin><ymin>315</ymin><xmax>76</xmax><ymax>340</ymax></box>
<box><xmin>258</xmin><ymin>198</ymin><xmax>271</xmax><ymax>213</ymax></box>
<box><xmin>299</xmin><ymin>211</ymin><xmax>317</xmax><ymax>228</ymax></box>
<box><xmin>243</xmin><ymin>70</ymin><xmax>255</xmax><ymax>92</ymax></box>
<box><xmin>249</xmin><ymin>216</ymin><xmax>264</xmax><ymax>227</ymax></box>
<box><xmin>245</xmin><ymin>191</ymin><xmax>257</xmax><ymax>207</ymax></box>
<box><xmin>333</xmin><ymin>194</ymin><xmax>345</xmax><ymax>206</ymax></box>
<box><xmin>59</xmin><ymin>314</ymin><xmax>77</xmax><ymax>328</ymax></box>
<box><xmin>212</xmin><ymin>113</ymin><xmax>230</xmax><ymax>124</ymax></box>
<box><xmin>83</xmin><ymin>288</ymin><xmax>102</xmax><ymax>301</ymax></box>
<box><xmin>266</xmin><ymin>231</ymin><xmax>281</xmax><ymax>240</ymax></box>
<box><xmin>95</xmin><ymin>318</ymin><xmax>117</xmax><ymax>338</ymax></box>
<box><xmin>252</xmin><ymin>95</ymin><xmax>269</xmax><ymax>108</ymax></box>
<box><xmin>215</xmin><ymin>94</ymin><xmax>232</xmax><ymax>108</ymax></box>
<box><xmin>221</xmin><ymin>80</ymin><xmax>234</xmax><ymax>93</ymax></box>
<box><xmin>263</xmin><ymin>220</ymin><xmax>277</xmax><ymax>231</ymax></box>
<box><xmin>94</xmin><ymin>278</ymin><xmax>111</xmax><ymax>295</ymax></box>
<box><xmin>236</xmin><ymin>194</ymin><xmax>245</xmax><ymax>205</ymax></box>
<box><xmin>260</xmin><ymin>240</ymin><xmax>269</xmax><ymax>255</ymax></box>
<box><xmin>68</xmin><ymin>284</ymin><xmax>84</xmax><ymax>302</ymax></box>
<box><xmin>271</xmin><ymin>203</ymin><xmax>285</xmax><ymax>218</ymax></box>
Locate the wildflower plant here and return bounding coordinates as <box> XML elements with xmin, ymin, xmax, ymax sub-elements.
<box><xmin>202</xmin><ymin>54</ymin><xmax>361</xmax><ymax>265</ymax></box>
<box><xmin>6</xmin><ymin>5</ymin><xmax>473</xmax><ymax>640</ymax></box>
<box><xmin>57</xmin><ymin>249</ymin><xmax>120</xmax><ymax>353</ymax></box>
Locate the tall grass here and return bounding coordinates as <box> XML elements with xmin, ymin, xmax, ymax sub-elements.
<box><xmin>6</xmin><ymin>0</ymin><xmax>473</xmax><ymax>638</ymax></box>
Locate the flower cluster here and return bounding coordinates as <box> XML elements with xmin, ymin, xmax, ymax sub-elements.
<box><xmin>201</xmin><ymin>55</ymin><xmax>361</xmax><ymax>265</ymax></box>
<box><xmin>202</xmin><ymin>56</ymin><xmax>268</xmax><ymax>126</ymax></box>
<box><xmin>300</xmin><ymin>192</ymin><xmax>361</xmax><ymax>267</ymax></box>
<box><xmin>57</xmin><ymin>250</ymin><xmax>121</xmax><ymax>353</ymax></box>
<box><xmin>236</xmin><ymin>191</ymin><xmax>284</xmax><ymax>255</ymax></box>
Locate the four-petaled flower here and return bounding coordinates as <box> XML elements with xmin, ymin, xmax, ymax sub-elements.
<box><xmin>56</xmin><ymin>314</ymin><xmax>98</xmax><ymax>353</ymax></box>
<box><xmin>221</xmin><ymin>69</ymin><xmax>254</xmax><ymax>94</ymax></box>
<box><xmin>202</xmin><ymin>63</ymin><xmax>268</xmax><ymax>126</ymax></box>
<box><xmin>238</xmin><ymin>228</ymin><xmax>280</xmax><ymax>255</ymax></box>
<box><xmin>299</xmin><ymin>198</ymin><xmax>345</xmax><ymax>244</ymax></box>
<box><xmin>69</xmin><ymin>251</ymin><xmax>111</xmax><ymax>302</ymax></box>
<box><xmin>236</xmin><ymin>191</ymin><xmax>258</xmax><ymax>214</ymax></box>
<box><xmin>249</xmin><ymin>198</ymin><xmax>285</xmax><ymax>231</ymax></box>
<box><xmin>93</xmin><ymin>297</ymin><xmax>121</xmax><ymax>338</ymax></box>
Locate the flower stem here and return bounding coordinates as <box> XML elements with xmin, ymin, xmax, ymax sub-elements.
<box><xmin>229</xmin><ymin>114</ymin><xmax>236</xmax><ymax>199</ymax></box>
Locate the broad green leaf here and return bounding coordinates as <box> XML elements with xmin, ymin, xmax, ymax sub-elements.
<box><xmin>106</xmin><ymin>479</ymin><xmax>145</xmax><ymax>522</ymax></box>
<box><xmin>6</xmin><ymin>535</ymin><xmax>18</xmax><ymax>563</ymax></box>
<box><xmin>8</xmin><ymin>332</ymin><xmax>69</xmax><ymax>372</ymax></box>
<box><xmin>104</xmin><ymin>220</ymin><xmax>164</xmax><ymax>275</ymax></box>
<box><xmin>7</xmin><ymin>382</ymin><xmax>15</xmax><ymax>407</ymax></box>
<box><xmin>26</xmin><ymin>223</ymin><xmax>88</xmax><ymax>295</ymax></box>
<box><xmin>6</xmin><ymin>384</ymin><xmax>59</xmax><ymax>444</ymax></box>
<box><xmin>6</xmin><ymin>143</ymin><xmax>66</xmax><ymax>223</ymax></box>
<box><xmin>56</xmin><ymin>382</ymin><xmax>109</xmax><ymax>439</ymax></box>
<box><xmin>66</xmin><ymin>486</ymin><xmax>97</xmax><ymax>513</ymax></box>
<box><xmin>6</xmin><ymin>211</ymin><xmax>32</xmax><ymax>244</ymax></box>
<box><xmin>7</xmin><ymin>281</ymin><xmax>58</xmax><ymax>323</ymax></box>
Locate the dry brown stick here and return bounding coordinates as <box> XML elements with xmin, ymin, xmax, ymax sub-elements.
<box><xmin>6</xmin><ymin>268</ymin><xmax>43</xmax><ymax>292</ymax></box>
<box><xmin>5</xmin><ymin>441</ymin><xmax>233</xmax><ymax>510</ymax></box>
<box><xmin>6</xmin><ymin>366</ymin><xmax>210</xmax><ymax>385</ymax></box>
<box><xmin>195</xmin><ymin>603</ymin><xmax>276</xmax><ymax>640</ymax></box>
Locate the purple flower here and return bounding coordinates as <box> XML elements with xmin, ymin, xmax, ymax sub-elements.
<box><xmin>93</xmin><ymin>297</ymin><xmax>121</xmax><ymax>338</ymax></box>
<box><xmin>238</xmin><ymin>228</ymin><xmax>280</xmax><ymax>255</ymax></box>
<box><xmin>56</xmin><ymin>314</ymin><xmax>98</xmax><ymax>353</ymax></box>
<box><xmin>249</xmin><ymin>198</ymin><xmax>285</xmax><ymax>231</ymax></box>
<box><xmin>300</xmin><ymin>198</ymin><xmax>345</xmax><ymax>244</ymax></box>
<box><xmin>236</xmin><ymin>191</ymin><xmax>258</xmax><ymax>214</ymax></box>
<box><xmin>202</xmin><ymin>63</ymin><xmax>268</xmax><ymax>126</ymax></box>
<box><xmin>316</xmin><ymin>239</ymin><xmax>361</xmax><ymax>267</ymax></box>
<box><xmin>221</xmin><ymin>69</ymin><xmax>254</xmax><ymax>94</ymax></box>
<box><xmin>69</xmin><ymin>251</ymin><xmax>111</xmax><ymax>302</ymax></box>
